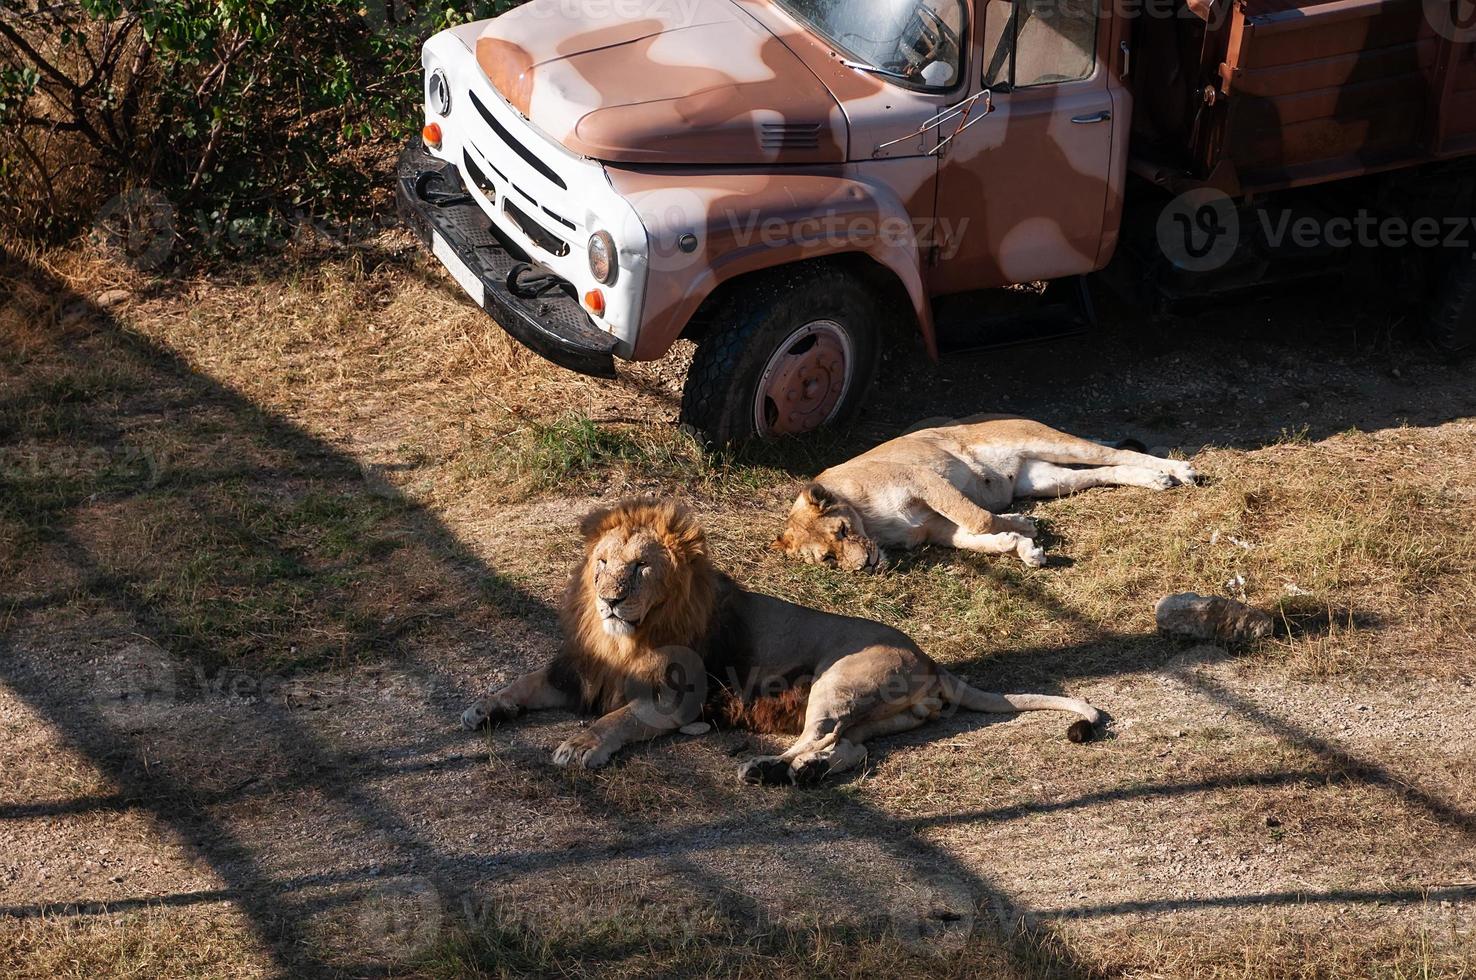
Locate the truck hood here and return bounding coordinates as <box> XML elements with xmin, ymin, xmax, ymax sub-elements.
<box><xmin>474</xmin><ymin>0</ymin><xmax>847</xmax><ymax>165</ymax></box>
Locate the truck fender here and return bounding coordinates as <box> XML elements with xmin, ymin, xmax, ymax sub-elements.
<box><xmin>606</xmin><ymin>170</ymin><xmax>937</xmax><ymax>360</ymax></box>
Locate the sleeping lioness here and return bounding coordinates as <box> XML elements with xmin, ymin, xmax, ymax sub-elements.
<box><xmin>775</xmin><ymin>415</ymin><xmax>1199</xmax><ymax>571</ymax></box>
<box><xmin>462</xmin><ymin>498</ymin><xmax>1101</xmax><ymax>784</ymax></box>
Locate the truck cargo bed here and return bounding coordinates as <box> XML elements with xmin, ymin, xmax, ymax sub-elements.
<box><xmin>1144</xmin><ymin>0</ymin><xmax>1476</xmax><ymax>195</ymax></box>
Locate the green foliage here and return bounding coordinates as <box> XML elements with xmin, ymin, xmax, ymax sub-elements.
<box><xmin>0</xmin><ymin>0</ymin><xmax>520</xmax><ymax>247</ymax></box>
<box><xmin>491</xmin><ymin>416</ymin><xmax>713</xmax><ymax>491</ymax></box>
<box><xmin>0</xmin><ymin>63</ymin><xmax>38</xmax><ymax>122</ymax></box>
<box><xmin>475</xmin><ymin>414</ymin><xmax>789</xmax><ymax>502</ymax></box>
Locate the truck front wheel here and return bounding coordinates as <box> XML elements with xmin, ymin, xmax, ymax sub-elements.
<box><xmin>680</xmin><ymin>267</ymin><xmax>882</xmax><ymax>445</ymax></box>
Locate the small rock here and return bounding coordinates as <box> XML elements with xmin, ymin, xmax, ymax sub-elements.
<box><xmin>678</xmin><ymin>722</ymin><xmax>711</xmax><ymax>736</ymax></box>
<box><xmin>1265</xmin><ymin>816</ymin><xmax>1282</xmax><ymax>828</ymax></box>
<box><xmin>1156</xmin><ymin>593</ymin><xmax>1275</xmax><ymax>644</ymax></box>
<box><xmin>95</xmin><ymin>289</ymin><xmax>132</xmax><ymax>308</ymax></box>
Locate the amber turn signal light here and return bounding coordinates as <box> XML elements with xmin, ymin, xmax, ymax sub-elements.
<box><xmin>422</xmin><ymin>122</ymin><xmax>443</xmax><ymax>148</ymax></box>
<box><xmin>583</xmin><ymin>290</ymin><xmax>606</xmax><ymax>316</ymax></box>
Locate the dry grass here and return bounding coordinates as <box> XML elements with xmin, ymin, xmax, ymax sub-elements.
<box><xmin>411</xmin><ymin>918</ymin><xmax>1071</xmax><ymax>980</ymax></box>
<box><xmin>407</xmin><ymin>920</ymin><xmax>1476</xmax><ymax>980</ymax></box>
<box><xmin>2</xmin><ymin>243</ymin><xmax>1475</xmax><ymax>978</ymax></box>
<box><xmin>1003</xmin><ymin>431</ymin><xmax>1476</xmax><ymax>680</ymax></box>
<box><xmin>0</xmin><ymin>909</ymin><xmax>269</xmax><ymax>980</ymax></box>
<box><xmin>1091</xmin><ymin>919</ymin><xmax>1476</xmax><ymax>980</ymax></box>
<box><xmin>685</xmin><ymin>425</ymin><xmax>1476</xmax><ymax>691</ymax></box>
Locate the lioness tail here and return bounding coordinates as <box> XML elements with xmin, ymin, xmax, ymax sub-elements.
<box><xmin>938</xmin><ymin>670</ymin><xmax>1101</xmax><ymax>743</ymax></box>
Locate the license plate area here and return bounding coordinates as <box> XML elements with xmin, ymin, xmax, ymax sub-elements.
<box><xmin>433</xmin><ymin>232</ymin><xmax>486</xmax><ymax>307</ymax></box>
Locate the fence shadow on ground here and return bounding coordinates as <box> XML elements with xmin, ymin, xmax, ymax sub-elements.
<box><xmin>1</xmin><ymin>247</ymin><xmax>1471</xmax><ymax>977</ymax></box>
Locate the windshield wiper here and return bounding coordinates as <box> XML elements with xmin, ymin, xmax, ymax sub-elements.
<box><xmin>840</xmin><ymin>59</ymin><xmax>913</xmax><ymax>81</ymax></box>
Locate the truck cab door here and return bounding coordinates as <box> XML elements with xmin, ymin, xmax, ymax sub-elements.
<box><xmin>930</xmin><ymin>0</ymin><xmax>1121</xmax><ymax>294</ymax></box>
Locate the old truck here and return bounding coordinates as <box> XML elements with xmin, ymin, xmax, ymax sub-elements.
<box><xmin>396</xmin><ymin>0</ymin><xmax>1476</xmax><ymax>443</ymax></box>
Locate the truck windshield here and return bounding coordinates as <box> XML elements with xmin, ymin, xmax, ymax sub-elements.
<box><xmin>776</xmin><ymin>0</ymin><xmax>967</xmax><ymax>89</ymax></box>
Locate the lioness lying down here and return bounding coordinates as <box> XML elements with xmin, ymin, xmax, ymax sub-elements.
<box><xmin>462</xmin><ymin>499</ymin><xmax>1100</xmax><ymax>785</ymax></box>
<box><xmin>776</xmin><ymin>415</ymin><xmax>1199</xmax><ymax>571</ymax></box>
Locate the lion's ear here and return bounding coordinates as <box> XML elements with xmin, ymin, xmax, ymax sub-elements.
<box><xmin>802</xmin><ymin>482</ymin><xmax>834</xmax><ymax>511</ymax></box>
<box><xmin>660</xmin><ymin>502</ymin><xmax>708</xmax><ymax>564</ymax></box>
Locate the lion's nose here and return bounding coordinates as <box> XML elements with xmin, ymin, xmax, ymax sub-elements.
<box><xmin>600</xmin><ymin>591</ymin><xmax>627</xmax><ymax>606</ymax></box>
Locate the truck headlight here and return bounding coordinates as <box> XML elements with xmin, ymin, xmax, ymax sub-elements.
<box><xmin>588</xmin><ymin>231</ymin><xmax>617</xmax><ymax>284</ymax></box>
<box><xmin>428</xmin><ymin>69</ymin><xmax>451</xmax><ymax>116</ymax></box>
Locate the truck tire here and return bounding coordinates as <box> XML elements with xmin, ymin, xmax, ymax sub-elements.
<box><xmin>1427</xmin><ymin>251</ymin><xmax>1476</xmax><ymax>356</ymax></box>
<box><xmin>680</xmin><ymin>266</ymin><xmax>882</xmax><ymax>446</ymax></box>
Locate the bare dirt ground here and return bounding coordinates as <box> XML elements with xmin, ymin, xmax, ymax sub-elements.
<box><xmin>2</xmin><ymin>237</ymin><xmax>1475</xmax><ymax>978</ymax></box>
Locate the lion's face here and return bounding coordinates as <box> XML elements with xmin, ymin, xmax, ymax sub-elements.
<box><xmin>586</xmin><ymin>527</ymin><xmax>677</xmax><ymax>638</ymax></box>
<box><xmin>773</xmin><ymin>484</ymin><xmax>882</xmax><ymax>573</ymax></box>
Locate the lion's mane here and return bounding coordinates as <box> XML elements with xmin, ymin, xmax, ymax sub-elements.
<box><xmin>547</xmin><ymin>498</ymin><xmax>806</xmax><ymax>734</ymax></box>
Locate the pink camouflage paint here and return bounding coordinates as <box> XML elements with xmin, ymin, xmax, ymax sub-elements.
<box><xmin>394</xmin><ymin>0</ymin><xmax>1476</xmax><ymax>441</ymax></box>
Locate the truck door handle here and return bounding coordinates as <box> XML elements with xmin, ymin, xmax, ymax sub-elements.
<box><xmin>1071</xmin><ymin>110</ymin><xmax>1111</xmax><ymax>124</ymax></box>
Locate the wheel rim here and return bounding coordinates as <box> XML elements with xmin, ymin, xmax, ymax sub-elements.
<box><xmin>753</xmin><ymin>319</ymin><xmax>855</xmax><ymax>437</ymax></box>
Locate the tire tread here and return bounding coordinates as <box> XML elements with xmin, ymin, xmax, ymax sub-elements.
<box><xmin>680</xmin><ymin>265</ymin><xmax>878</xmax><ymax>445</ymax></box>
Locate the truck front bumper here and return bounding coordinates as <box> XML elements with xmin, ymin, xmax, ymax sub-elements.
<box><xmin>394</xmin><ymin>140</ymin><xmax>618</xmax><ymax>379</ymax></box>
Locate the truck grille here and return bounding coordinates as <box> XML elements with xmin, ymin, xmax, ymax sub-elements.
<box><xmin>469</xmin><ymin>91</ymin><xmax>568</xmax><ymax>190</ymax></box>
<box><xmin>503</xmin><ymin>198</ymin><xmax>570</xmax><ymax>257</ymax></box>
<box><xmin>462</xmin><ymin>148</ymin><xmax>499</xmax><ymax>199</ymax></box>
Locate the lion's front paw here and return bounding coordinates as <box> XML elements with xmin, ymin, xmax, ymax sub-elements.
<box><xmin>461</xmin><ymin>698</ymin><xmax>522</xmax><ymax>731</ymax></box>
<box><xmin>738</xmin><ymin>756</ymin><xmax>794</xmax><ymax>786</ymax></box>
<box><xmin>553</xmin><ymin>730</ymin><xmax>612</xmax><ymax>770</ymax></box>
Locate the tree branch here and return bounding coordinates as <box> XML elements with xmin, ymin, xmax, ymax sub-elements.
<box><xmin>0</xmin><ymin>18</ymin><xmax>76</xmax><ymax>91</ymax></box>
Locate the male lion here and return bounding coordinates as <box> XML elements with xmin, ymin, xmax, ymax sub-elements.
<box><xmin>462</xmin><ymin>498</ymin><xmax>1101</xmax><ymax>784</ymax></box>
<box><xmin>775</xmin><ymin>415</ymin><xmax>1199</xmax><ymax>571</ymax></box>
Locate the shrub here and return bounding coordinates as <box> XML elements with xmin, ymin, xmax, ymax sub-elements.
<box><xmin>0</xmin><ymin>0</ymin><xmax>519</xmax><ymax>251</ymax></box>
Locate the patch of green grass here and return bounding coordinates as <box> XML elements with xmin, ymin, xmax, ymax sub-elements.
<box><xmin>0</xmin><ymin>292</ymin><xmax>515</xmax><ymax>675</ymax></box>
<box><xmin>275</xmin><ymin>491</ymin><xmax>410</xmax><ymax>560</ymax></box>
<box><xmin>105</xmin><ymin>484</ymin><xmax>427</xmax><ymax>671</ymax></box>
<box><xmin>473</xmin><ymin>415</ymin><xmax>785</xmax><ymax>501</ymax></box>
<box><xmin>518</xmin><ymin>416</ymin><xmax>697</xmax><ymax>487</ymax></box>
